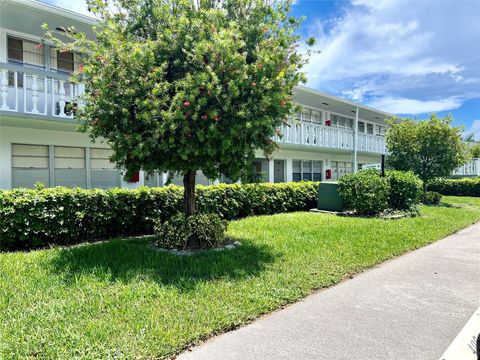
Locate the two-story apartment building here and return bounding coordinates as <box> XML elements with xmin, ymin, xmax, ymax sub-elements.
<box><xmin>0</xmin><ymin>0</ymin><xmax>393</xmax><ymax>190</ymax></box>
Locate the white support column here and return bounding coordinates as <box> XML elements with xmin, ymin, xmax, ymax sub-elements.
<box><xmin>85</xmin><ymin>147</ymin><xmax>91</xmax><ymax>189</ymax></box>
<box><xmin>0</xmin><ymin>70</ymin><xmax>8</xmax><ymax>110</ymax></box>
<box><xmin>286</xmin><ymin>158</ymin><xmax>293</xmax><ymax>182</ymax></box>
<box><xmin>49</xmin><ymin>145</ymin><xmax>55</xmax><ymax>187</ymax></box>
<box><xmin>0</xmin><ymin>133</ymin><xmax>12</xmax><ymax>189</ymax></box>
<box><xmin>32</xmin><ymin>75</ymin><xmax>40</xmax><ymax>114</ymax></box>
<box><xmin>0</xmin><ymin>29</ymin><xmax>7</xmax><ymax>63</ymax></box>
<box><xmin>353</xmin><ymin>107</ymin><xmax>359</xmax><ymax>172</ymax></box>
<box><xmin>58</xmin><ymin>80</ymin><xmax>66</xmax><ymax>117</ymax></box>
<box><xmin>268</xmin><ymin>159</ymin><xmax>275</xmax><ymax>183</ymax></box>
<box><xmin>161</xmin><ymin>172</ymin><xmax>168</xmax><ymax>186</ymax></box>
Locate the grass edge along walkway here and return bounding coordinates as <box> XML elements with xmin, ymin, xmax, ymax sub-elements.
<box><xmin>1</xmin><ymin>196</ymin><xmax>480</xmax><ymax>359</ymax></box>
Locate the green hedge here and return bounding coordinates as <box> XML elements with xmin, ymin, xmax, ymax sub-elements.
<box><xmin>338</xmin><ymin>170</ymin><xmax>390</xmax><ymax>215</ymax></box>
<box><xmin>338</xmin><ymin>170</ymin><xmax>423</xmax><ymax>215</ymax></box>
<box><xmin>386</xmin><ymin>170</ymin><xmax>423</xmax><ymax>210</ymax></box>
<box><xmin>421</xmin><ymin>191</ymin><xmax>442</xmax><ymax>205</ymax></box>
<box><xmin>0</xmin><ymin>182</ymin><xmax>318</xmax><ymax>251</ymax></box>
<box><xmin>427</xmin><ymin>178</ymin><xmax>480</xmax><ymax>197</ymax></box>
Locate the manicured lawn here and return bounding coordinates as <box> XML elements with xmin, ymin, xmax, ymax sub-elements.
<box><xmin>1</xmin><ymin>196</ymin><xmax>479</xmax><ymax>358</ymax></box>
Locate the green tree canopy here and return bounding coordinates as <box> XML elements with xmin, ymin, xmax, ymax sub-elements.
<box><xmin>44</xmin><ymin>0</ymin><xmax>313</xmax><ymax>218</ymax></box>
<box><xmin>470</xmin><ymin>143</ymin><xmax>480</xmax><ymax>158</ymax></box>
<box><xmin>386</xmin><ymin>114</ymin><xmax>469</xmax><ymax>187</ymax></box>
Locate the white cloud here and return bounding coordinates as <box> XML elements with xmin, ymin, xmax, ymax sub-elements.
<box><xmin>304</xmin><ymin>0</ymin><xmax>480</xmax><ymax>115</ymax></box>
<box><xmin>465</xmin><ymin>120</ymin><xmax>480</xmax><ymax>141</ymax></box>
<box><xmin>367</xmin><ymin>96</ymin><xmax>464</xmax><ymax>115</ymax></box>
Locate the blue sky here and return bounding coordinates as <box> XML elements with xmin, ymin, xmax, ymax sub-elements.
<box><xmin>42</xmin><ymin>0</ymin><xmax>480</xmax><ymax>139</ymax></box>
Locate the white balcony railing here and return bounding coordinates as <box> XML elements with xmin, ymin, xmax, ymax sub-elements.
<box><xmin>0</xmin><ymin>63</ymin><xmax>84</xmax><ymax>119</ymax></box>
<box><xmin>1</xmin><ymin>63</ymin><xmax>386</xmax><ymax>155</ymax></box>
<box><xmin>275</xmin><ymin>121</ymin><xmax>386</xmax><ymax>154</ymax></box>
<box><xmin>453</xmin><ymin>158</ymin><xmax>480</xmax><ymax>176</ymax></box>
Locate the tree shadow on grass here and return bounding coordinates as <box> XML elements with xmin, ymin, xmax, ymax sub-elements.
<box><xmin>435</xmin><ymin>202</ymin><xmax>459</xmax><ymax>208</ymax></box>
<box><xmin>48</xmin><ymin>237</ymin><xmax>277</xmax><ymax>292</ymax></box>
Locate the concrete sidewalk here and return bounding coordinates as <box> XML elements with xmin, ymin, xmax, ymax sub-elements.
<box><xmin>179</xmin><ymin>222</ymin><xmax>480</xmax><ymax>360</ymax></box>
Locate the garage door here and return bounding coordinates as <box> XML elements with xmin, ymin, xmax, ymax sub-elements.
<box><xmin>90</xmin><ymin>148</ymin><xmax>120</xmax><ymax>189</ymax></box>
<box><xmin>54</xmin><ymin>146</ymin><xmax>87</xmax><ymax>188</ymax></box>
<box><xmin>12</xmin><ymin>144</ymin><xmax>50</xmax><ymax>188</ymax></box>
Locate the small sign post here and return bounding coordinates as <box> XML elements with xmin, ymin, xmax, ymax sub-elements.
<box><xmin>381</xmin><ymin>155</ymin><xmax>385</xmax><ymax>177</ymax></box>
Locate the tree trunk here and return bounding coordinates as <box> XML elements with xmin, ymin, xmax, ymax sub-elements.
<box><xmin>183</xmin><ymin>170</ymin><xmax>198</xmax><ymax>248</ymax></box>
<box><xmin>183</xmin><ymin>170</ymin><xmax>196</xmax><ymax>217</ymax></box>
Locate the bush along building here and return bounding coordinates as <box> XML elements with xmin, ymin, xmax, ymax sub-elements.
<box><xmin>1</xmin><ymin>0</ymin><xmax>396</xmax><ymax>190</ymax></box>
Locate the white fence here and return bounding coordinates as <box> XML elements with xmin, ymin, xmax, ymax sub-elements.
<box><xmin>453</xmin><ymin>158</ymin><xmax>480</xmax><ymax>176</ymax></box>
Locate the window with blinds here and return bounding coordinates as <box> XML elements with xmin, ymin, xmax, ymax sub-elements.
<box><xmin>292</xmin><ymin>160</ymin><xmax>302</xmax><ymax>182</ymax></box>
<box><xmin>50</xmin><ymin>49</ymin><xmax>81</xmax><ymax>73</ymax></box>
<box><xmin>300</xmin><ymin>109</ymin><xmax>322</xmax><ymax>124</ymax></box>
<box><xmin>302</xmin><ymin>109</ymin><xmax>311</xmax><ymax>122</ymax></box>
<box><xmin>7</xmin><ymin>36</ymin><xmax>45</xmax><ymax>68</ymax></box>
<box><xmin>331</xmin><ymin>161</ymin><xmax>354</xmax><ymax>181</ymax></box>
<box><xmin>367</xmin><ymin>123</ymin><xmax>374</xmax><ymax>135</ymax></box>
<box><xmin>358</xmin><ymin>121</ymin><xmax>365</xmax><ymax>133</ymax></box>
<box><xmin>292</xmin><ymin>160</ymin><xmax>322</xmax><ymax>182</ymax></box>
<box><xmin>376</xmin><ymin>125</ymin><xmax>386</xmax><ymax>136</ymax></box>
<box><xmin>12</xmin><ymin>144</ymin><xmax>50</xmax><ymax>188</ymax></box>
<box><xmin>311</xmin><ymin>110</ymin><xmax>322</xmax><ymax>123</ymax></box>
<box><xmin>312</xmin><ymin>161</ymin><xmax>322</xmax><ymax>181</ymax></box>
<box><xmin>54</xmin><ymin>147</ymin><xmax>86</xmax><ymax>188</ymax></box>
<box><xmin>331</xmin><ymin>114</ymin><xmax>354</xmax><ymax>129</ymax></box>
<box><xmin>302</xmin><ymin>160</ymin><xmax>312</xmax><ymax>181</ymax></box>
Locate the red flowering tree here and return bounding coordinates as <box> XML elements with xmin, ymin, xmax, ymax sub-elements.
<box><xmin>45</xmin><ymin>0</ymin><xmax>314</xmax><ymax>220</ymax></box>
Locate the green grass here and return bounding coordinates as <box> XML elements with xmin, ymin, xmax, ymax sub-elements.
<box><xmin>1</xmin><ymin>196</ymin><xmax>480</xmax><ymax>359</ymax></box>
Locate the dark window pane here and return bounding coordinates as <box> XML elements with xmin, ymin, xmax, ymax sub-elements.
<box><xmin>7</xmin><ymin>37</ymin><xmax>23</xmax><ymax>62</ymax></box>
<box><xmin>313</xmin><ymin>173</ymin><xmax>322</xmax><ymax>181</ymax></box>
<box><xmin>56</xmin><ymin>51</ymin><xmax>75</xmax><ymax>72</ymax></box>
<box><xmin>358</xmin><ymin>122</ymin><xmax>365</xmax><ymax>133</ymax></box>
<box><xmin>302</xmin><ymin>173</ymin><xmax>312</xmax><ymax>181</ymax></box>
<box><xmin>292</xmin><ymin>173</ymin><xmax>301</xmax><ymax>182</ymax></box>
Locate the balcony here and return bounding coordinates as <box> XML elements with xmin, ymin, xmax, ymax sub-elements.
<box><xmin>1</xmin><ymin>64</ymin><xmax>386</xmax><ymax>155</ymax></box>
<box><xmin>276</xmin><ymin>121</ymin><xmax>387</xmax><ymax>154</ymax></box>
<box><xmin>0</xmin><ymin>63</ymin><xmax>84</xmax><ymax>120</ymax></box>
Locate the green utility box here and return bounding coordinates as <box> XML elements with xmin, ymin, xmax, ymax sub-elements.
<box><xmin>317</xmin><ymin>182</ymin><xmax>344</xmax><ymax>212</ymax></box>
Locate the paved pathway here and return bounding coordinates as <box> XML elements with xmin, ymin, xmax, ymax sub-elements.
<box><xmin>179</xmin><ymin>222</ymin><xmax>480</xmax><ymax>360</ymax></box>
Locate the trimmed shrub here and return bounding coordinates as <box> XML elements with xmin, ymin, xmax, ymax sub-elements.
<box><xmin>338</xmin><ymin>170</ymin><xmax>390</xmax><ymax>215</ymax></box>
<box><xmin>154</xmin><ymin>213</ymin><xmax>227</xmax><ymax>249</ymax></box>
<box><xmin>427</xmin><ymin>178</ymin><xmax>480</xmax><ymax>197</ymax></box>
<box><xmin>0</xmin><ymin>182</ymin><xmax>318</xmax><ymax>251</ymax></box>
<box><xmin>385</xmin><ymin>170</ymin><xmax>423</xmax><ymax>210</ymax></box>
<box><xmin>421</xmin><ymin>191</ymin><xmax>442</xmax><ymax>205</ymax></box>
